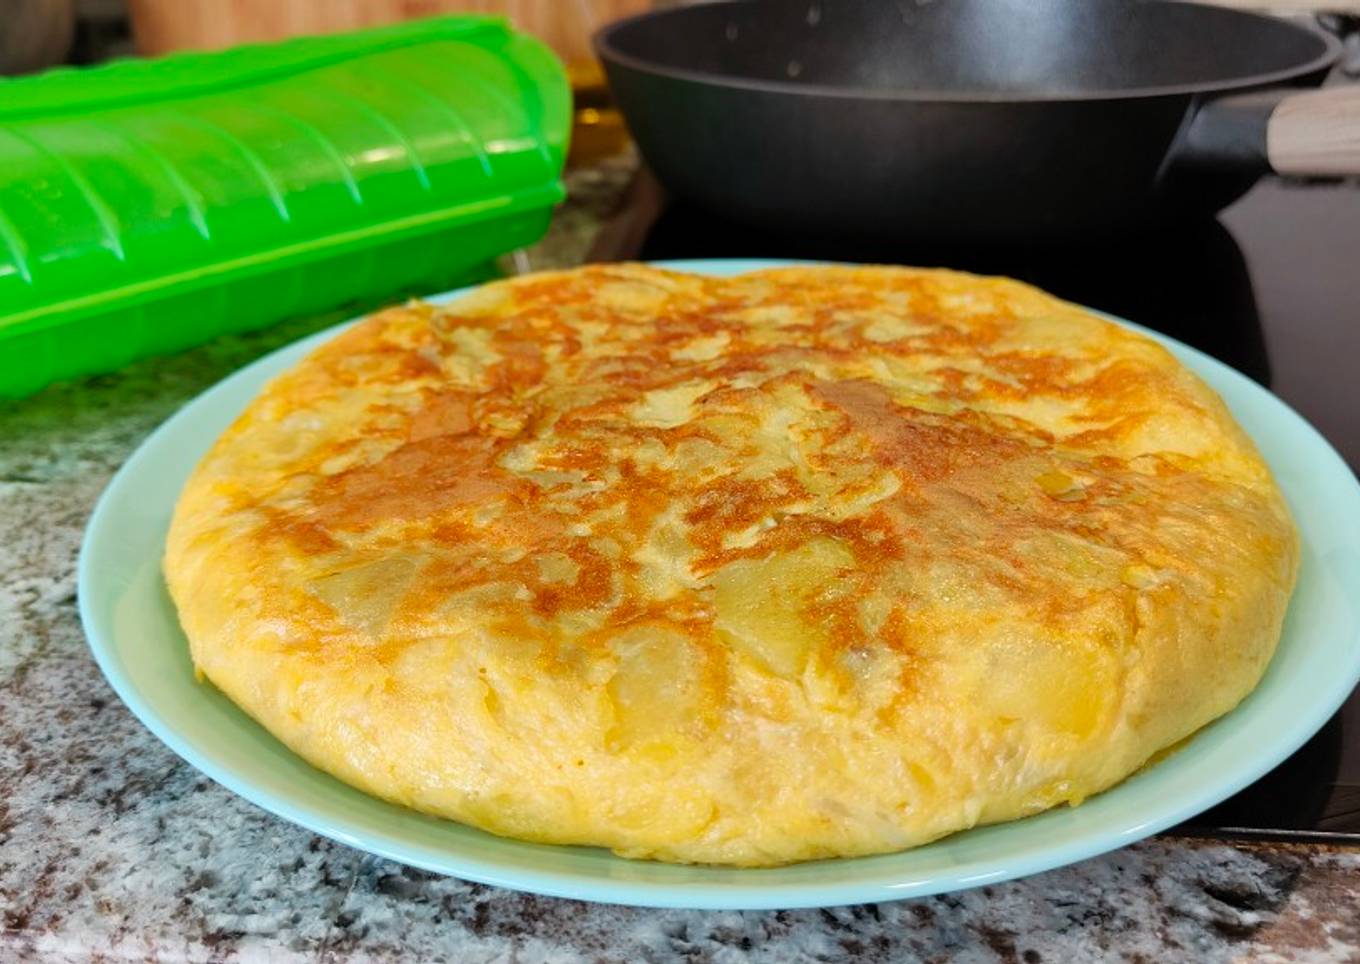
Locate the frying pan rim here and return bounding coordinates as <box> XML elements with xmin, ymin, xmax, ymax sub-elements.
<box><xmin>594</xmin><ymin>0</ymin><xmax>1341</xmax><ymax>104</ymax></box>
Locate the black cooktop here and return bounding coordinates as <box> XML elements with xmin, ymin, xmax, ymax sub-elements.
<box><xmin>590</xmin><ymin>172</ymin><xmax>1360</xmax><ymax>842</ymax></box>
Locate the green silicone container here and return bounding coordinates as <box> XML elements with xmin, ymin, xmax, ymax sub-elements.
<box><xmin>0</xmin><ymin>16</ymin><xmax>570</xmax><ymax>399</ymax></box>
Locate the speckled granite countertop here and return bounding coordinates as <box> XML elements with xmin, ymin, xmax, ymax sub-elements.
<box><xmin>3</xmin><ymin>155</ymin><xmax>1359</xmax><ymax>964</ymax></box>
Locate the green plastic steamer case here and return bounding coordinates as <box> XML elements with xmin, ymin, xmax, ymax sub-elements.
<box><xmin>0</xmin><ymin>16</ymin><xmax>570</xmax><ymax>399</ymax></box>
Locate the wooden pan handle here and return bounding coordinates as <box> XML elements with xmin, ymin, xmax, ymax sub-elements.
<box><xmin>1268</xmin><ymin>86</ymin><xmax>1360</xmax><ymax>176</ymax></box>
<box><xmin>1192</xmin><ymin>0</ymin><xmax>1360</xmax><ymax>13</ymax></box>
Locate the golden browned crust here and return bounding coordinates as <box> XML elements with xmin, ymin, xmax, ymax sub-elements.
<box><xmin>165</xmin><ymin>264</ymin><xmax>1298</xmax><ymax>865</ymax></box>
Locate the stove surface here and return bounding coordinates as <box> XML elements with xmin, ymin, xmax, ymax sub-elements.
<box><xmin>590</xmin><ymin>172</ymin><xmax>1360</xmax><ymax>841</ymax></box>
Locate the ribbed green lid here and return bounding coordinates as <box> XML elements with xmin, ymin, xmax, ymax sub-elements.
<box><xmin>0</xmin><ymin>15</ymin><xmax>570</xmax><ymax>398</ymax></box>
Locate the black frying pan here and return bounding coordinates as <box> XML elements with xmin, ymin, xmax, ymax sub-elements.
<box><xmin>596</xmin><ymin>0</ymin><xmax>1360</xmax><ymax>244</ymax></box>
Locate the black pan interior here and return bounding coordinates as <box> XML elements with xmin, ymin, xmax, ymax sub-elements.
<box><xmin>602</xmin><ymin>0</ymin><xmax>1331</xmax><ymax>96</ymax></box>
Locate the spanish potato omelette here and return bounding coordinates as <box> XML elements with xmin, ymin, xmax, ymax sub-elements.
<box><xmin>165</xmin><ymin>263</ymin><xmax>1298</xmax><ymax>866</ymax></box>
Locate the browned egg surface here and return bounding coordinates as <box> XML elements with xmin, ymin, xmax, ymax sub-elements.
<box><xmin>166</xmin><ymin>264</ymin><xmax>1298</xmax><ymax>865</ymax></box>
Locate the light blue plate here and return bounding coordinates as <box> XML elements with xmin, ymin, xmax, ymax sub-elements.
<box><xmin>79</xmin><ymin>259</ymin><xmax>1360</xmax><ymax>910</ymax></box>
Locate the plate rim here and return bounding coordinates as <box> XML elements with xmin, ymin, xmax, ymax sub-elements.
<box><xmin>78</xmin><ymin>257</ymin><xmax>1360</xmax><ymax>910</ymax></box>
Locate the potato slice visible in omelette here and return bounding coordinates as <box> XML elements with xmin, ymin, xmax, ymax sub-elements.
<box><xmin>165</xmin><ymin>264</ymin><xmax>1298</xmax><ymax>866</ymax></box>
